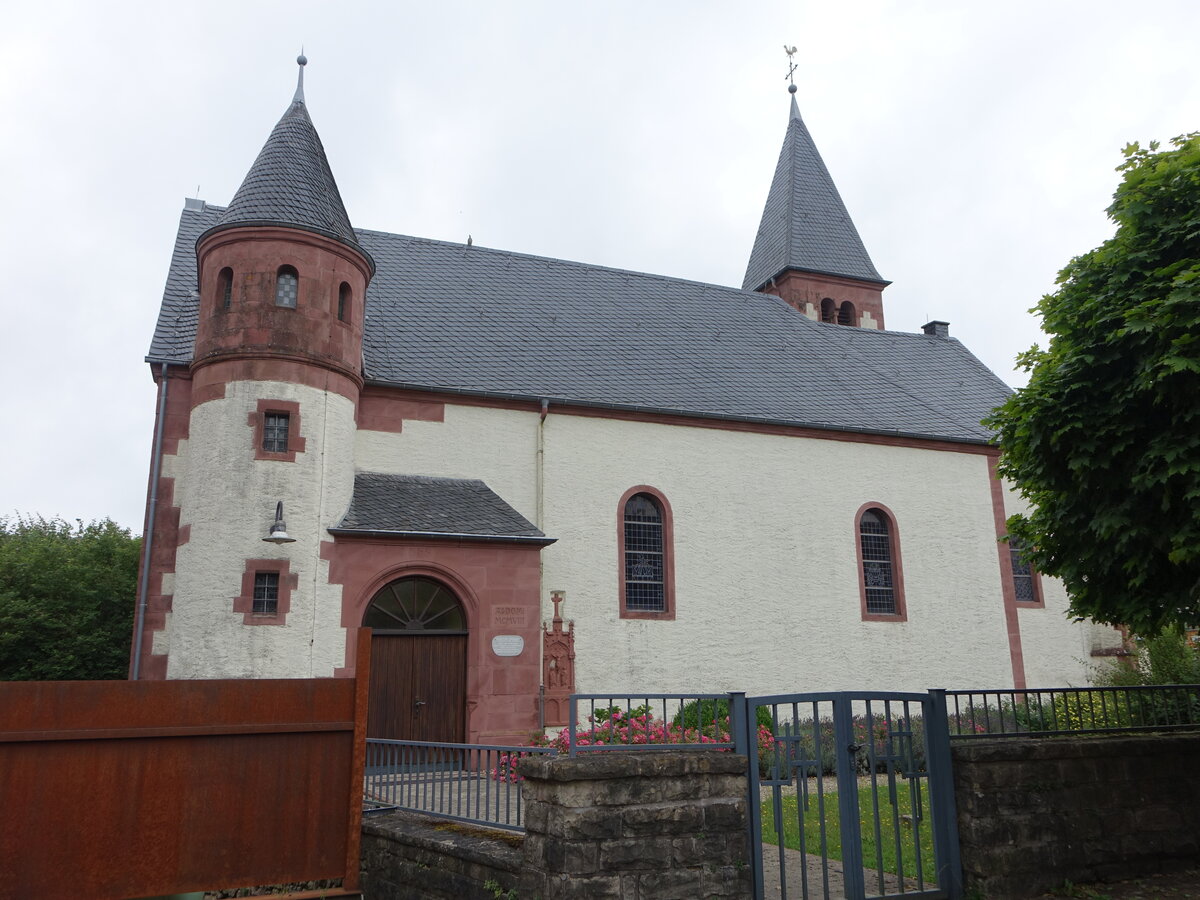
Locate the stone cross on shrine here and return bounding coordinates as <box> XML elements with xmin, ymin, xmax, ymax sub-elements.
<box><xmin>541</xmin><ymin>590</ymin><xmax>576</xmax><ymax>726</ymax></box>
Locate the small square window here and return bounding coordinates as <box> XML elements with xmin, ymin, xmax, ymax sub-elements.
<box><xmin>253</xmin><ymin>572</ymin><xmax>279</xmax><ymax>615</ymax></box>
<box><xmin>262</xmin><ymin>413</ymin><xmax>290</xmax><ymax>453</ymax></box>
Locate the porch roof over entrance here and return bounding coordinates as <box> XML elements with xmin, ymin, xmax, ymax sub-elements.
<box><xmin>330</xmin><ymin>473</ymin><xmax>555</xmax><ymax>545</ymax></box>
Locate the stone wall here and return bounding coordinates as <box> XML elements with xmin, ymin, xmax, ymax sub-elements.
<box><xmin>517</xmin><ymin>750</ymin><xmax>751</xmax><ymax>899</ymax></box>
<box><xmin>359</xmin><ymin>751</ymin><xmax>751</xmax><ymax>899</ymax></box>
<box><xmin>952</xmin><ymin>732</ymin><xmax>1200</xmax><ymax>898</ymax></box>
<box><xmin>360</xmin><ymin>812</ymin><xmax>522</xmax><ymax>900</ymax></box>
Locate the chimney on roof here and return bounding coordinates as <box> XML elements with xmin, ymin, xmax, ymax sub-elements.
<box><xmin>922</xmin><ymin>321</ymin><xmax>950</xmax><ymax>338</ymax></box>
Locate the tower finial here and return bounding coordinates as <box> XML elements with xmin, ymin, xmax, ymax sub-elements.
<box><xmin>293</xmin><ymin>50</ymin><xmax>307</xmax><ymax>104</ymax></box>
<box><xmin>784</xmin><ymin>44</ymin><xmax>798</xmax><ymax>94</ymax></box>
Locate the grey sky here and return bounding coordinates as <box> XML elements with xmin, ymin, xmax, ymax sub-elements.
<box><xmin>1</xmin><ymin>0</ymin><xmax>1197</xmax><ymax>533</ymax></box>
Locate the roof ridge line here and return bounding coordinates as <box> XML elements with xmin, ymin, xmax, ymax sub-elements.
<box><xmin>356</xmin><ymin>229</ymin><xmax>766</xmax><ymax>298</ymax></box>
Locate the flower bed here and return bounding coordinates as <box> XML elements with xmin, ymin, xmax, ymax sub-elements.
<box><xmin>493</xmin><ymin>707</ymin><xmax>778</xmax><ymax>781</ymax></box>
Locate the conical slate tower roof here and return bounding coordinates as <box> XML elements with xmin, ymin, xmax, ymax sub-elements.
<box><xmin>207</xmin><ymin>59</ymin><xmax>361</xmax><ymax>251</ymax></box>
<box><xmin>743</xmin><ymin>94</ymin><xmax>885</xmax><ymax>291</ymax></box>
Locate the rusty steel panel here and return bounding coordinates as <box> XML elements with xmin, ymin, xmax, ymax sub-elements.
<box><xmin>0</xmin><ymin>628</ymin><xmax>371</xmax><ymax>900</ymax></box>
<box><xmin>343</xmin><ymin>629</ymin><xmax>371</xmax><ymax>893</ymax></box>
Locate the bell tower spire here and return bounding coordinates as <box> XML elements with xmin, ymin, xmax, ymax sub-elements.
<box><xmin>192</xmin><ymin>54</ymin><xmax>373</xmax><ymax>385</ymax></box>
<box><xmin>743</xmin><ymin>52</ymin><xmax>889</xmax><ymax>329</ymax></box>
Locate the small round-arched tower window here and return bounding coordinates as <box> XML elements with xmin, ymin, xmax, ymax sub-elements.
<box><xmin>338</xmin><ymin>282</ymin><xmax>351</xmax><ymax>322</ymax></box>
<box><xmin>838</xmin><ymin>301</ymin><xmax>856</xmax><ymax>326</ymax></box>
<box><xmin>275</xmin><ymin>266</ymin><xmax>299</xmax><ymax>308</ymax></box>
<box><xmin>217</xmin><ymin>267</ymin><xmax>233</xmax><ymax>311</ymax></box>
<box><xmin>820</xmin><ymin>298</ymin><xmax>837</xmax><ymax>323</ymax></box>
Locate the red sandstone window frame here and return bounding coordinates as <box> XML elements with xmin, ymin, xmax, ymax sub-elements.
<box><xmin>337</xmin><ymin>281</ymin><xmax>352</xmax><ymax>323</ymax></box>
<box><xmin>248</xmin><ymin>399</ymin><xmax>306</xmax><ymax>462</ymax></box>
<box><xmin>234</xmin><ymin>559</ymin><xmax>296</xmax><ymax>625</ymax></box>
<box><xmin>617</xmin><ymin>485</ymin><xmax>676</xmax><ymax>621</ymax></box>
<box><xmin>854</xmin><ymin>502</ymin><xmax>907</xmax><ymax>622</ymax></box>
<box><xmin>1006</xmin><ymin>536</ymin><xmax>1045</xmax><ymax>608</ymax></box>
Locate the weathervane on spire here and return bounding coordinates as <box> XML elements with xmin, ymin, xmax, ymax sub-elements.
<box><xmin>784</xmin><ymin>45</ymin><xmax>798</xmax><ymax>94</ymax></box>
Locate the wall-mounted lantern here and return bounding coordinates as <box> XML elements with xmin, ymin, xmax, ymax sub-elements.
<box><xmin>262</xmin><ymin>501</ymin><xmax>296</xmax><ymax>544</ymax></box>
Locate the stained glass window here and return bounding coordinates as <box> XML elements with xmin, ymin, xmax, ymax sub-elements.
<box><xmin>860</xmin><ymin>509</ymin><xmax>896</xmax><ymax>614</ymax></box>
<box><xmin>1010</xmin><ymin>538</ymin><xmax>1037</xmax><ymax>604</ymax></box>
<box><xmin>624</xmin><ymin>493</ymin><xmax>665</xmax><ymax>612</ymax></box>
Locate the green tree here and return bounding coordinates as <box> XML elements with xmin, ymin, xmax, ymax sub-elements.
<box><xmin>985</xmin><ymin>133</ymin><xmax>1200</xmax><ymax>635</ymax></box>
<box><xmin>0</xmin><ymin>516</ymin><xmax>140</xmax><ymax>680</ymax></box>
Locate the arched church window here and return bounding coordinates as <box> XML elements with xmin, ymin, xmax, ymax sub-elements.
<box><xmin>820</xmin><ymin>298</ymin><xmax>837</xmax><ymax>323</ymax></box>
<box><xmin>363</xmin><ymin>576</ymin><xmax>467</xmax><ymax>632</ymax></box>
<box><xmin>619</xmin><ymin>488</ymin><xmax>675</xmax><ymax>618</ymax></box>
<box><xmin>218</xmin><ymin>267</ymin><xmax>233</xmax><ymax>311</ymax></box>
<box><xmin>838</xmin><ymin>301</ymin><xmax>856</xmax><ymax>326</ymax></box>
<box><xmin>857</xmin><ymin>505</ymin><xmax>906</xmax><ymax>620</ymax></box>
<box><xmin>275</xmin><ymin>266</ymin><xmax>299</xmax><ymax>308</ymax></box>
<box><xmin>338</xmin><ymin>282</ymin><xmax>351</xmax><ymax>322</ymax></box>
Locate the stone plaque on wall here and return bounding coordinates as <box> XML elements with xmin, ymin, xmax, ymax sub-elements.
<box><xmin>491</xmin><ymin>635</ymin><xmax>524</xmax><ymax>657</ymax></box>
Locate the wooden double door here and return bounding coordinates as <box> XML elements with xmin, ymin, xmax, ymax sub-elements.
<box><xmin>366</xmin><ymin>633</ymin><xmax>467</xmax><ymax>742</ymax></box>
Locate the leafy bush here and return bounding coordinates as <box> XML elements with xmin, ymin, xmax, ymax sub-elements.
<box><xmin>774</xmin><ymin>714</ymin><xmax>927</xmax><ymax>778</ymax></box>
<box><xmin>1091</xmin><ymin>627</ymin><xmax>1200</xmax><ymax>688</ymax></box>
<box><xmin>1089</xmin><ymin>627</ymin><xmax>1200</xmax><ymax>727</ymax></box>
<box><xmin>1045</xmin><ymin>692</ymin><xmax>1133</xmax><ymax>731</ymax></box>
<box><xmin>672</xmin><ymin>697</ymin><xmax>774</xmax><ymax>735</ymax></box>
<box><xmin>591</xmin><ymin>703</ymin><xmax>651</xmax><ymax>723</ymax></box>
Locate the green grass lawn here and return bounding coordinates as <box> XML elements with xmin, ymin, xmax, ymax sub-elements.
<box><xmin>760</xmin><ymin>780</ymin><xmax>935</xmax><ymax>878</ymax></box>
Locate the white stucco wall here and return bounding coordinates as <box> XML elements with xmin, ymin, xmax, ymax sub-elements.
<box><xmin>164</xmin><ymin>380</ymin><xmax>356</xmax><ymax>678</ymax></box>
<box><xmin>355</xmin><ymin>402</ymin><xmax>1106</xmax><ymax>696</ymax></box>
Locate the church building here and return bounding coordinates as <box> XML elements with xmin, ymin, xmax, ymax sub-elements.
<box><xmin>132</xmin><ymin>59</ymin><xmax>1118</xmax><ymax>744</ymax></box>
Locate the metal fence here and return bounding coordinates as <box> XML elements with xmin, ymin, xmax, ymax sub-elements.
<box><xmin>364</xmin><ymin>739</ymin><xmax>557</xmax><ymax>831</ymax></box>
<box><xmin>567</xmin><ymin>692</ymin><xmax>738</xmax><ymax>756</ymax></box>
<box><xmin>944</xmin><ymin>683</ymin><xmax>1200</xmax><ymax>739</ymax></box>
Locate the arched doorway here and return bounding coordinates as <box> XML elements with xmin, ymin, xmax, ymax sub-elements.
<box><xmin>363</xmin><ymin>575</ymin><xmax>467</xmax><ymax>742</ymax></box>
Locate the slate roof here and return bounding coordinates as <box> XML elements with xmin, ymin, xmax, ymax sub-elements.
<box><xmin>742</xmin><ymin>96</ymin><xmax>885</xmax><ymax>291</ymax></box>
<box><xmin>148</xmin><ymin>202</ymin><xmax>1010</xmax><ymax>445</ymax></box>
<box><xmin>202</xmin><ymin>98</ymin><xmax>365</xmax><ymax>255</ymax></box>
<box><xmin>331</xmin><ymin>473</ymin><xmax>551</xmax><ymax>543</ymax></box>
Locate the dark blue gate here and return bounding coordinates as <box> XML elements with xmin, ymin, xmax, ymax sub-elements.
<box><xmin>733</xmin><ymin>690</ymin><xmax>962</xmax><ymax>900</ymax></box>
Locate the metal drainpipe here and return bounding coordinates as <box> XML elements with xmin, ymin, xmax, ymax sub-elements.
<box><xmin>132</xmin><ymin>363</ymin><xmax>169</xmax><ymax>680</ymax></box>
<box><xmin>536</xmin><ymin>399</ymin><xmax>549</xmax><ymax>529</ymax></box>
<box><xmin>536</xmin><ymin>400</ymin><xmax>549</xmax><ymax>723</ymax></box>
